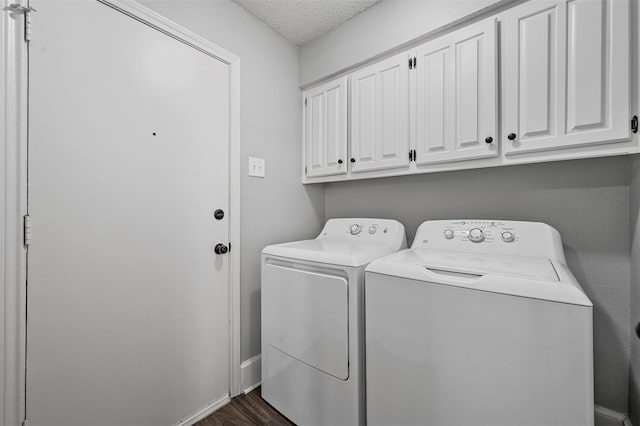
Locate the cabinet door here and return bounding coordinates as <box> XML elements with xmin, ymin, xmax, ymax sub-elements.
<box><xmin>503</xmin><ymin>0</ymin><xmax>629</xmax><ymax>156</ymax></box>
<box><xmin>350</xmin><ymin>52</ymin><xmax>410</xmax><ymax>173</ymax></box>
<box><xmin>304</xmin><ymin>77</ymin><xmax>348</xmax><ymax>177</ymax></box>
<box><xmin>415</xmin><ymin>18</ymin><xmax>498</xmax><ymax>165</ymax></box>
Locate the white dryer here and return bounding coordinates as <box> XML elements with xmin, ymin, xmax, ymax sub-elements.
<box><xmin>261</xmin><ymin>218</ymin><xmax>407</xmax><ymax>426</ymax></box>
<box><xmin>365</xmin><ymin>220</ymin><xmax>593</xmax><ymax>426</ymax></box>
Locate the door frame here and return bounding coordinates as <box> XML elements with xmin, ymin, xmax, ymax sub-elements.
<box><xmin>1</xmin><ymin>1</ymin><xmax>243</xmax><ymax>425</ymax></box>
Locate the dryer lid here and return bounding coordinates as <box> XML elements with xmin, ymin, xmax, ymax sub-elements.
<box><xmin>262</xmin><ymin>239</ymin><xmax>402</xmax><ymax>267</ymax></box>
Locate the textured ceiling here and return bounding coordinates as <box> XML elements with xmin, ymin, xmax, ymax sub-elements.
<box><xmin>232</xmin><ymin>0</ymin><xmax>383</xmax><ymax>46</ymax></box>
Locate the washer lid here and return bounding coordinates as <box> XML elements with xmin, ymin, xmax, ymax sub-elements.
<box><xmin>407</xmin><ymin>249</ymin><xmax>559</xmax><ymax>282</ymax></box>
<box><xmin>262</xmin><ymin>239</ymin><xmax>401</xmax><ymax>267</ymax></box>
<box><xmin>366</xmin><ymin>249</ymin><xmax>592</xmax><ymax>306</ymax></box>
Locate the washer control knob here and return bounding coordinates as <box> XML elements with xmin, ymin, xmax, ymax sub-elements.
<box><xmin>444</xmin><ymin>229</ymin><xmax>454</xmax><ymax>239</ymax></box>
<box><xmin>369</xmin><ymin>226</ymin><xmax>377</xmax><ymax>234</ymax></box>
<box><xmin>350</xmin><ymin>224</ymin><xmax>362</xmax><ymax>235</ymax></box>
<box><xmin>501</xmin><ymin>231</ymin><xmax>515</xmax><ymax>242</ymax></box>
<box><xmin>468</xmin><ymin>228</ymin><xmax>485</xmax><ymax>243</ymax></box>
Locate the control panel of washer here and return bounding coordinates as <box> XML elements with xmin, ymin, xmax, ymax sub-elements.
<box><xmin>434</xmin><ymin>220</ymin><xmax>519</xmax><ymax>245</ymax></box>
<box><xmin>412</xmin><ymin>220</ymin><xmax>565</xmax><ymax>259</ymax></box>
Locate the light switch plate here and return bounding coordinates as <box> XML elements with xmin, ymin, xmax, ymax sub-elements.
<box><xmin>248</xmin><ymin>156</ymin><xmax>265</xmax><ymax>178</ymax></box>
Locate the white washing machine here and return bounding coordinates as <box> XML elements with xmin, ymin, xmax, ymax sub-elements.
<box><xmin>365</xmin><ymin>220</ymin><xmax>594</xmax><ymax>426</ymax></box>
<box><xmin>261</xmin><ymin>218</ymin><xmax>407</xmax><ymax>426</ymax></box>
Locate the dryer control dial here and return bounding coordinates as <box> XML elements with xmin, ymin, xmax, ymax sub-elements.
<box><xmin>350</xmin><ymin>224</ymin><xmax>362</xmax><ymax>235</ymax></box>
<box><xmin>369</xmin><ymin>226</ymin><xmax>377</xmax><ymax>234</ymax></box>
<box><xmin>444</xmin><ymin>229</ymin><xmax>454</xmax><ymax>239</ymax></box>
<box><xmin>501</xmin><ymin>231</ymin><xmax>515</xmax><ymax>242</ymax></box>
<box><xmin>468</xmin><ymin>228</ymin><xmax>485</xmax><ymax>243</ymax></box>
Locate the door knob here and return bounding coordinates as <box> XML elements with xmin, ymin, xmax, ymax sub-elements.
<box><xmin>507</xmin><ymin>133</ymin><xmax>517</xmax><ymax>141</ymax></box>
<box><xmin>214</xmin><ymin>243</ymin><xmax>229</xmax><ymax>255</ymax></box>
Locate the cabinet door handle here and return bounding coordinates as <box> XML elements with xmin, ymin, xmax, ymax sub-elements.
<box><xmin>485</xmin><ymin>137</ymin><xmax>493</xmax><ymax>144</ymax></box>
<box><xmin>337</xmin><ymin>159</ymin><xmax>343</xmax><ymax>164</ymax></box>
<box><xmin>350</xmin><ymin>158</ymin><xmax>356</xmax><ymax>163</ymax></box>
<box><xmin>507</xmin><ymin>133</ymin><xmax>517</xmax><ymax>141</ymax></box>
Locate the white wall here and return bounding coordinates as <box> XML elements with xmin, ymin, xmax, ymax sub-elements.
<box><xmin>299</xmin><ymin>0</ymin><xmax>506</xmax><ymax>86</ymax></box>
<box><xmin>140</xmin><ymin>0</ymin><xmax>325</xmax><ymax>364</ymax></box>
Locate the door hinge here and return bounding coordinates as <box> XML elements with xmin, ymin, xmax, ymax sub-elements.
<box><xmin>5</xmin><ymin>4</ymin><xmax>36</xmax><ymax>42</ymax></box>
<box><xmin>632</xmin><ymin>115</ymin><xmax>638</xmax><ymax>134</ymax></box>
<box><xmin>23</xmin><ymin>214</ymin><xmax>32</xmax><ymax>246</ymax></box>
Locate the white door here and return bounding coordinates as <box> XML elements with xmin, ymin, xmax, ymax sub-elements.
<box><xmin>27</xmin><ymin>2</ymin><xmax>230</xmax><ymax>426</ymax></box>
<box><xmin>304</xmin><ymin>77</ymin><xmax>348</xmax><ymax>177</ymax></box>
<box><xmin>503</xmin><ymin>0</ymin><xmax>630</xmax><ymax>155</ymax></box>
<box><xmin>350</xmin><ymin>52</ymin><xmax>410</xmax><ymax>173</ymax></box>
<box><xmin>415</xmin><ymin>18</ymin><xmax>498</xmax><ymax>165</ymax></box>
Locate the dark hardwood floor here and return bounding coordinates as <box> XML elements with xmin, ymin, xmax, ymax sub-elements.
<box><xmin>195</xmin><ymin>387</ymin><xmax>295</xmax><ymax>426</ymax></box>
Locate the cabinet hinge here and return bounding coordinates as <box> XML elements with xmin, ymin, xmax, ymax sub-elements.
<box><xmin>304</xmin><ymin>98</ymin><xmax>307</xmax><ymax>107</ymax></box>
<box><xmin>21</xmin><ymin>419</ymin><xmax>28</xmax><ymax>426</ymax></box>
<box><xmin>408</xmin><ymin>57</ymin><xmax>413</xmax><ymax>70</ymax></box>
<box><xmin>228</xmin><ymin>242</ymin><xmax>232</xmax><ymax>253</ymax></box>
<box><xmin>413</xmin><ymin>149</ymin><xmax>417</xmax><ymax>162</ymax></box>
<box><xmin>413</xmin><ymin>57</ymin><xmax>416</xmax><ymax>68</ymax></box>
<box><xmin>5</xmin><ymin>4</ymin><xmax>36</xmax><ymax>42</ymax></box>
<box><xmin>632</xmin><ymin>115</ymin><xmax>638</xmax><ymax>134</ymax></box>
<box><xmin>409</xmin><ymin>150</ymin><xmax>413</xmax><ymax>161</ymax></box>
<box><xmin>23</xmin><ymin>214</ymin><xmax>32</xmax><ymax>247</ymax></box>
<box><xmin>305</xmin><ymin>165</ymin><xmax>307</xmax><ymax>175</ymax></box>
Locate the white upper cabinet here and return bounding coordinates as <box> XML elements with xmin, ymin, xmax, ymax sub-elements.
<box><xmin>503</xmin><ymin>0</ymin><xmax>630</xmax><ymax>155</ymax></box>
<box><xmin>415</xmin><ymin>18</ymin><xmax>498</xmax><ymax>165</ymax></box>
<box><xmin>350</xmin><ymin>52</ymin><xmax>411</xmax><ymax>173</ymax></box>
<box><xmin>304</xmin><ymin>77</ymin><xmax>348</xmax><ymax>177</ymax></box>
<box><xmin>301</xmin><ymin>0</ymin><xmax>635</xmax><ymax>184</ymax></box>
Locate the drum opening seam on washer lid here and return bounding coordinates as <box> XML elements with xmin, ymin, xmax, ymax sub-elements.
<box><xmin>425</xmin><ymin>267</ymin><xmax>483</xmax><ymax>279</ymax></box>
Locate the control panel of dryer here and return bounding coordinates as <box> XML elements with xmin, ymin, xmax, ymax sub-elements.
<box><xmin>411</xmin><ymin>220</ymin><xmax>565</xmax><ymax>260</ymax></box>
<box><xmin>318</xmin><ymin>218</ymin><xmax>407</xmax><ymax>246</ymax></box>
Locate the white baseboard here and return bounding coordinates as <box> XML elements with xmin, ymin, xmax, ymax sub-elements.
<box><xmin>241</xmin><ymin>354</ymin><xmax>261</xmax><ymax>394</ymax></box>
<box><xmin>595</xmin><ymin>405</ymin><xmax>632</xmax><ymax>426</ymax></box>
<box><xmin>176</xmin><ymin>393</ymin><xmax>231</xmax><ymax>426</ymax></box>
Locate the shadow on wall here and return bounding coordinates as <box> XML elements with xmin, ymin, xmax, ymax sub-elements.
<box><xmin>324</xmin><ymin>156</ymin><xmax>631</xmax><ymax>413</ymax></box>
<box><xmin>565</xmin><ymin>247</ymin><xmax>630</xmax><ymax>413</ymax></box>
<box><xmin>628</xmin><ymin>154</ymin><xmax>640</xmax><ymax>425</ymax></box>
